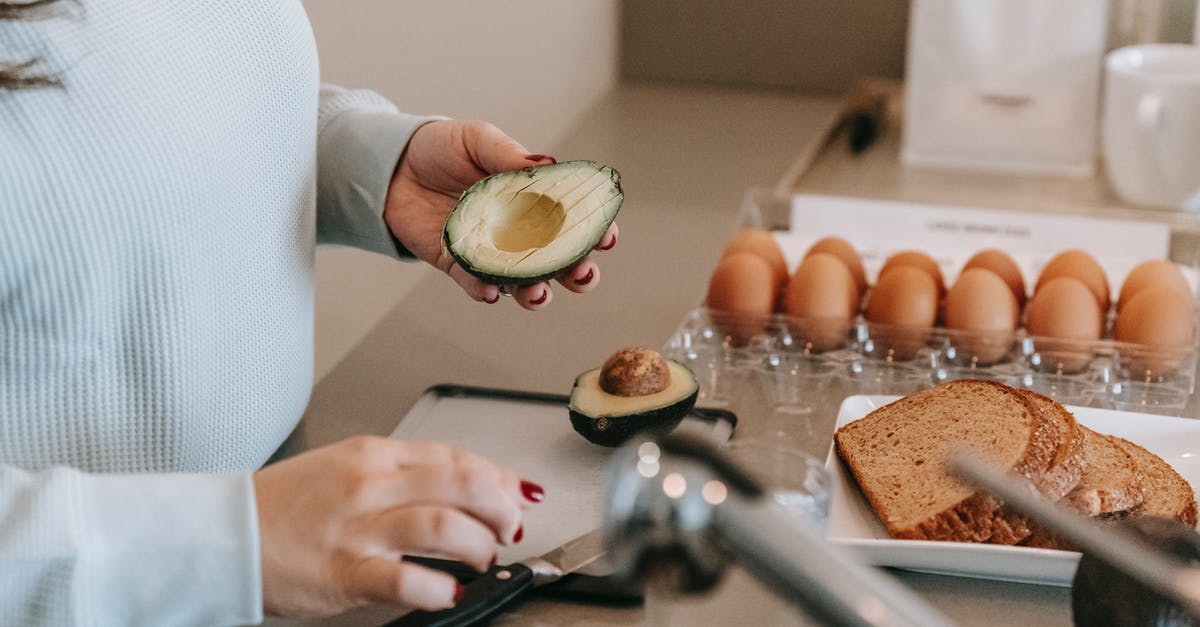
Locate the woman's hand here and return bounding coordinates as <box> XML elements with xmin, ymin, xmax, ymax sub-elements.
<box><xmin>384</xmin><ymin>119</ymin><xmax>619</xmax><ymax>310</ymax></box>
<box><xmin>253</xmin><ymin>436</ymin><xmax>544</xmax><ymax>618</ymax></box>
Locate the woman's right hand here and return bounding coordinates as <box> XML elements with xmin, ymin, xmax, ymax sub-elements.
<box><xmin>252</xmin><ymin>436</ymin><xmax>544</xmax><ymax>618</ymax></box>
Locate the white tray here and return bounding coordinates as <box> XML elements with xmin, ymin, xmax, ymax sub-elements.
<box><xmin>824</xmin><ymin>394</ymin><xmax>1200</xmax><ymax>586</ymax></box>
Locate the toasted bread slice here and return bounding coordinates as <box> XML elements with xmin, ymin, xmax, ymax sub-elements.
<box><xmin>835</xmin><ymin>380</ymin><xmax>1050</xmax><ymax>542</ymax></box>
<box><xmin>986</xmin><ymin>391</ymin><xmax>1088</xmax><ymax>545</ymax></box>
<box><xmin>1112</xmin><ymin>437</ymin><xmax>1198</xmax><ymax>527</ymax></box>
<box><xmin>1023</xmin><ymin>437</ymin><xmax>1195</xmax><ymax>550</ymax></box>
<box><xmin>1019</xmin><ymin>390</ymin><xmax>1087</xmax><ymax>501</ymax></box>
<box><xmin>1061</xmin><ymin>428</ymin><xmax>1144</xmax><ymax>516</ymax></box>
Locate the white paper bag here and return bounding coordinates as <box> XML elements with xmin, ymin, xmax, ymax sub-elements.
<box><xmin>902</xmin><ymin>0</ymin><xmax>1109</xmax><ymax>177</ymax></box>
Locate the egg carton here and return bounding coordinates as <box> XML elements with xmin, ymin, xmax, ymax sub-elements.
<box><xmin>662</xmin><ymin>307</ymin><xmax>1200</xmax><ymax>420</ymax></box>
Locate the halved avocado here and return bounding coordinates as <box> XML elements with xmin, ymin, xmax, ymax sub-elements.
<box><xmin>442</xmin><ymin>160</ymin><xmax>622</xmax><ymax>286</ymax></box>
<box><xmin>568</xmin><ymin>359</ymin><xmax>699</xmax><ymax>447</ymax></box>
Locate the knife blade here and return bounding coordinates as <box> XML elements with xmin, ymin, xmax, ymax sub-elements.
<box><xmin>387</xmin><ymin>527</ymin><xmax>609</xmax><ymax>626</ymax></box>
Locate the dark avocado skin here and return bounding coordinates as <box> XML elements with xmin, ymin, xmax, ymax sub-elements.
<box><xmin>442</xmin><ymin>161</ymin><xmax>622</xmax><ymax>286</ymax></box>
<box><xmin>568</xmin><ymin>386</ymin><xmax>698</xmax><ymax>448</ymax></box>
<box><xmin>1072</xmin><ymin>516</ymin><xmax>1200</xmax><ymax>626</ymax></box>
<box><xmin>568</xmin><ymin>389</ymin><xmax>697</xmax><ymax>448</ymax></box>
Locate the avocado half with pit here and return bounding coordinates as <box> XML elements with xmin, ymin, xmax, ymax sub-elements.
<box><xmin>568</xmin><ymin>347</ymin><xmax>699</xmax><ymax>447</ymax></box>
<box><xmin>442</xmin><ymin>160</ymin><xmax>622</xmax><ymax>286</ymax></box>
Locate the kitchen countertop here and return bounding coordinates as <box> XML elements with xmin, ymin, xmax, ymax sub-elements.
<box><xmin>270</xmin><ymin>80</ymin><xmax>1196</xmax><ymax>626</ymax></box>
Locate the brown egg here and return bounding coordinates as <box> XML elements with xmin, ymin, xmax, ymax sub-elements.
<box><xmin>1024</xmin><ymin>277</ymin><xmax>1102</xmax><ymax>373</ymax></box>
<box><xmin>1115</xmin><ymin>286</ymin><xmax>1195</xmax><ymax>376</ymax></box>
<box><xmin>1118</xmin><ymin>259</ymin><xmax>1192</xmax><ymax>312</ymax></box>
<box><xmin>804</xmin><ymin>236</ymin><xmax>868</xmax><ymax>296</ymax></box>
<box><xmin>880</xmin><ymin>250</ymin><xmax>946</xmax><ymax>295</ymax></box>
<box><xmin>722</xmin><ymin>229</ymin><xmax>789</xmax><ymax>297</ymax></box>
<box><xmin>963</xmin><ymin>249</ymin><xmax>1026</xmax><ymax>308</ymax></box>
<box><xmin>944</xmin><ymin>268</ymin><xmax>1018</xmax><ymax>364</ymax></box>
<box><xmin>1035</xmin><ymin>250</ymin><xmax>1110</xmax><ymax>313</ymax></box>
<box><xmin>784</xmin><ymin>252</ymin><xmax>858</xmax><ymax>351</ymax></box>
<box><xmin>706</xmin><ymin>252</ymin><xmax>776</xmax><ymax>345</ymax></box>
<box><xmin>865</xmin><ymin>265</ymin><xmax>939</xmax><ymax>359</ymax></box>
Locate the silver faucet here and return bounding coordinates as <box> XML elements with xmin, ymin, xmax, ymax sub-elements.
<box><xmin>603</xmin><ymin>433</ymin><xmax>957</xmax><ymax>627</ymax></box>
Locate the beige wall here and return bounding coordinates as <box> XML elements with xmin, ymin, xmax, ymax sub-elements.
<box><xmin>303</xmin><ymin>1</ymin><xmax>620</xmax><ymax>381</ymax></box>
<box><xmin>620</xmin><ymin>0</ymin><xmax>909</xmax><ymax>93</ymax></box>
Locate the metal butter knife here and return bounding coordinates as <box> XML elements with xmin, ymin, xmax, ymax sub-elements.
<box><xmin>387</xmin><ymin>527</ymin><xmax>609</xmax><ymax>626</ymax></box>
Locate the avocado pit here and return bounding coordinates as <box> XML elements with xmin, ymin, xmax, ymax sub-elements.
<box><xmin>600</xmin><ymin>347</ymin><xmax>671</xmax><ymax>397</ymax></box>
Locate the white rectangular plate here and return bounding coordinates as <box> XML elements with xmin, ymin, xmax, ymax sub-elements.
<box><xmin>824</xmin><ymin>394</ymin><xmax>1200</xmax><ymax>587</ymax></box>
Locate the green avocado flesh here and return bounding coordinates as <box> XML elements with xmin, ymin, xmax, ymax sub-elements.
<box><xmin>442</xmin><ymin>160</ymin><xmax>623</xmax><ymax>286</ymax></box>
<box><xmin>568</xmin><ymin>360</ymin><xmax>698</xmax><ymax>447</ymax></box>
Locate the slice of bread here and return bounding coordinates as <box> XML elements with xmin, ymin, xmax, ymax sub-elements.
<box><xmin>1112</xmin><ymin>437</ymin><xmax>1198</xmax><ymax>527</ymax></box>
<box><xmin>1020</xmin><ymin>390</ymin><xmax>1087</xmax><ymax>501</ymax></box>
<box><xmin>1061</xmin><ymin>428</ymin><xmax>1144</xmax><ymax>516</ymax></box>
<box><xmin>1023</xmin><ymin>434</ymin><xmax>1195</xmax><ymax>551</ymax></box>
<box><xmin>835</xmin><ymin>380</ymin><xmax>1050</xmax><ymax>542</ymax></box>
<box><xmin>985</xmin><ymin>391</ymin><xmax>1090</xmax><ymax>545</ymax></box>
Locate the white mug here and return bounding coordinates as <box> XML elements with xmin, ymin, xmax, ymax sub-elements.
<box><xmin>1102</xmin><ymin>44</ymin><xmax>1200</xmax><ymax>211</ymax></box>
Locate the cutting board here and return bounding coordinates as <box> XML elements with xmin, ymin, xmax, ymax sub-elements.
<box><xmin>389</xmin><ymin>384</ymin><xmax>735</xmax><ymax>565</ymax></box>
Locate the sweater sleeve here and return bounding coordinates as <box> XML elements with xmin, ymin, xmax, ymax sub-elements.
<box><xmin>316</xmin><ymin>84</ymin><xmax>443</xmax><ymax>259</ymax></box>
<box><xmin>0</xmin><ymin>466</ymin><xmax>262</xmax><ymax>627</ymax></box>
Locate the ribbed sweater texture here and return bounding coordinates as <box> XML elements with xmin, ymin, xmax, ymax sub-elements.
<box><xmin>0</xmin><ymin>2</ymin><xmax>429</xmax><ymax>623</ymax></box>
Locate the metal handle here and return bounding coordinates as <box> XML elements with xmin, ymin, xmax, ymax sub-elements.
<box><xmin>605</xmin><ymin>434</ymin><xmax>958</xmax><ymax>627</ymax></box>
<box><xmin>714</xmin><ymin>496</ymin><xmax>957</xmax><ymax>627</ymax></box>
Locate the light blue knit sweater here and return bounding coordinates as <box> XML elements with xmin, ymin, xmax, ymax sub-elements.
<box><xmin>0</xmin><ymin>2</ymin><xmax>430</xmax><ymax>624</ymax></box>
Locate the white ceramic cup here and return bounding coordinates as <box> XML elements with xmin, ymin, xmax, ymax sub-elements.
<box><xmin>1102</xmin><ymin>44</ymin><xmax>1200</xmax><ymax>211</ymax></box>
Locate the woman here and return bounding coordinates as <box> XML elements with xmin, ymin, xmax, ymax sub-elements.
<box><xmin>0</xmin><ymin>1</ymin><xmax>618</xmax><ymax>624</ymax></box>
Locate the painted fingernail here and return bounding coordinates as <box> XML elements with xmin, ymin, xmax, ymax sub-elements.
<box><xmin>489</xmin><ymin>554</ymin><xmax>498</xmax><ymax>569</ymax></box>
<box><xmin>454</xmin><ymin>582</ymin><xmax>465</xmax><ymax>603</ymax></box>
<box><xmin>521</xmin><ymin>480</ymin><xmax>546</xmax><ymax>503</ymax></box>
<box><xmin>599</xmin><ymin>233</ymin><xmax>617</xmax><ymax>251</ymax></box>
<box><xmin>525</xmin><ymin>154</ymin><xmax>557</xmax><ymax>165</ymax></box>
<box><xmin>529</xmin><ymin>289</ymin><xmax>548</xmax><ymax>306</ymax></box>
<box><xmin>575</xmin><ymin>268</ymin><xmax>595</xmax><ymax>286</ymax></box>
<box><xmin>484</xmin><ymin>293</ymin><xmax>500</xmax><ymax>304</ymax></box>
<box><xmin>513</xmin><ymin>524</ymin><xmax>524</xmax><ymax>544</ymax></box>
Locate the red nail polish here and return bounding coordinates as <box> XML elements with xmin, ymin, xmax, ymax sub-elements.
<box><xmin>521</xmin><ymin>480</ymin><xmax>546</xmax><ymax>503</ymax></box>
<box><xmin>513</xmin><ymin>524</ymin><xmax>524</xmax><ymax>544</ymax></box>
<box><xmin>489</xmin><ymin>554</ymin><xmax>498</xmax><ymax>569</ymax></box>
<box><xmin>599</xmin><ymin>233</ymin><xmax>617</xmax><ymax>251</ymax></box>
<box><xmin>454</xmin><ymin>582</ymin><xmax>465</xmax><ymax>603</ymax></box>
<box><xmin>484</xmin><ymin>293</ymin><xmax>499</xmax><ymax>304</ymax></box>
<box><xmin>575</xmin><ymin>268</ymin><xmax>595</xmax><ymax>286</ymax></box>
<box><xmin>525</xmin><ymin>154</ymin><xmax>557</xmax><ymax>164</ymax></box>
<box><xmin>530</xmin><ymin>289</ymin><xmax>548</xmax><ymax>306</ymax></box>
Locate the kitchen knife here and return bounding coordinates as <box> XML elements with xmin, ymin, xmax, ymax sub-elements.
<box><xmin>388</xmin><ymin>527</ymin><xmax>608</xmax><ymax>626</ymax></box>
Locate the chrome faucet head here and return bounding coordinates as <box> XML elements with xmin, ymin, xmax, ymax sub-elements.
<box><xmin>603</xmin><ymin>434</ymin><xmax>764</xmax><ymax>594</ymax></box>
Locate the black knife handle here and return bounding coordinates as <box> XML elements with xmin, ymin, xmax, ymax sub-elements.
<box><xmin>386</xmin><ymin>562</ymin><xmax>535</xmax><ymax>627</ymax></box>
<box><xmin>401</xmin><ymin>556</ymin><xmax>642</xmax><ymax>606</ymax></box>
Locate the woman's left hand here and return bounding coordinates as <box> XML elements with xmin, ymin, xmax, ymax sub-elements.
<box><xmin>384</xmin><ymin>120</ymin><xmax>618</xmax><ymax>311</ymax></box>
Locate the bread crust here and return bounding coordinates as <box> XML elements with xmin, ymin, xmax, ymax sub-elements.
<box><xmin>1063</xmin><ymin>429</ymin><xmax>1145</xmax><ymax>516</ymax></box>
<box><xmin>1112</xmin><ymin>436</ymin><xmax>1198</xmax><ymax>527</ymax></box>
<box><xmin>1023</xmin><ymin>434</ymin><xmax>1197</xmax><ymax>550</ymax></box>
<box><xmin>1020</xmin><ymin>390</ymin><xmax>1087</xmax><ymax>500</ymax></box>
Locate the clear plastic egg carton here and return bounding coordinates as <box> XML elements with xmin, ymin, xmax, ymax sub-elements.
<box><xmin>680</xmin><ymin>187</ymin><xmax>1200</xmax><ymax>428</ymax></box>
<box><xmin>662</xmin><ymin>307</ymin><xmax>1200</xmax><ymax>420</ymax></box>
